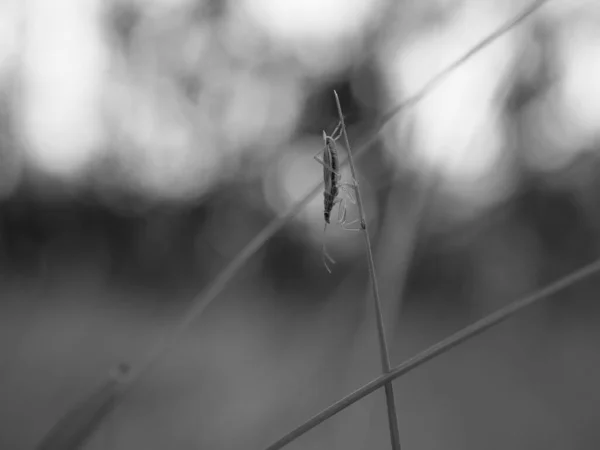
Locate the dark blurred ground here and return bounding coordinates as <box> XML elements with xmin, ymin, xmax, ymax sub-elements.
<box><xmin>1</xmin><ymin>1</ymin><xmax>600</xmax><ymax>449</ymax></box>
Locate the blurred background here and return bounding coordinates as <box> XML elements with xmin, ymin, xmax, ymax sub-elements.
<box><xmin>1</xmin><ymin>0</ymin><xmax>600</xmax><ymax>449</ymax></box>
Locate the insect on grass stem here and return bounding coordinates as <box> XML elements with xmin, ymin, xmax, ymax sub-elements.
<box><xmin>314</xmin><ymin>120</ymin><xmax>362</xmax><ymax>272</ymax></box>
<box><xmin>331</xmin><ymin>91</ymin><xmax>402</xmax><ymax>450</ymax></box>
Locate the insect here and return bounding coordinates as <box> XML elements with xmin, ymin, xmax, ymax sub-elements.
<box><xmin>313</xmin><ymin>120</ymin><xmax>361</xmax><ymax>272</ymax></box>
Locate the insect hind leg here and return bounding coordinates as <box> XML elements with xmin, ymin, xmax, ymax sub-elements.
<box><xmin>339</xmin><ymin>182</ymin><xmax>357</xmax><ymax>204</ymax></box>
<box><xmin>313</xmin><ymin>150</ymin><xmax>341</xmax><ymax>177</ymax></box>
<box><xmin>322</xmin><ymin>244</ymin><xmax>336</xmax><ymax>273</ymax></box>
<box><xmin>336</xmin><ymin>196</ymin><xmax>362</xmax><ymax>231</ymax></box>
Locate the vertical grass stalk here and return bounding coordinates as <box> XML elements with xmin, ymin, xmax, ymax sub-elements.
<box><xmin>333</xmin><ymin>91</ymin><xmax>401</xmax><ymax>450</ymax></box>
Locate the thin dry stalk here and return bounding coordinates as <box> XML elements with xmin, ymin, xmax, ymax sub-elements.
<box><xmin>333</xmin><ymin>91</ymin><xmax>401</xmax><ymax>450</ymax></box>
<box><xmin>34</xmin><ymin>1</ymin><xmax>552</xmax><ymax>448</ymax></box>
<box><xmin>378</xmin><ymin>0</ymin><xmax>550</xmax><ymax>126</ymax></box>
<box><xmin>36</xmin><ymin>364</ymin><xmax>131</xmax><ymax>450</ymax></box>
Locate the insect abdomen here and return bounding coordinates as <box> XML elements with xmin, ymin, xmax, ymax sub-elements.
<box><xmin>322</xmin><ymin>134</ymin><xmax>340</xmax><ymax>224</ymax></box>
<box><xmin>323</xmin><ymin>190</ymin><xmax>337</xmax><ymax>223</ymax></box>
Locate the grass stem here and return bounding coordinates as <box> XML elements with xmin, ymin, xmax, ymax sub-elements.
<box><xmin>265</xmin><ymin>257</ymin><xmax>600</xmax><ymax>449</ymax></box>
<box><xmin>333</xmin><ymin>91</ymin><xmax>401</xmax><ymax>450</ymax></box>
<box><xmin>36</xmin><ymin>364</ymin><xmax>131</xmax><ymax>450</ymax></box>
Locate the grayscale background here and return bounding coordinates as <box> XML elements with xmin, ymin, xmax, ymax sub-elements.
<box><xmin>1</xmin><ymin>1</ymin><xmax>599</xmax><ymax>449</ymax></box>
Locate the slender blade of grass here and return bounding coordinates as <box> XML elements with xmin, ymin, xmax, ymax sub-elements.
<box><xmin>35</xmin><ymin>364</ymin><xmax>130</xmax><ymax>450</ymax></box>
<box><xmin>333</xmin><ymin>91</ymin><xmax>401</xmax><ymax>450</ymax></box>
<box><xmin>265</xmin><ymin>258</ymin><xmax>600</xmax><ymax>449</ymax></box>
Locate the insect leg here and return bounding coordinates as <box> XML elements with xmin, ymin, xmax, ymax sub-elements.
<box><xmin>313</xmin><ymin>150</ymin><xmax>341</xmax><ymax>177</ymax></box>
<box><xmin>336</xmin><ymin>196</ymin><xmax>345</xmax><ymax>222</ymax></box>
<box><xmin>340</xmin><ymin>217</ymin><xmax>363</xmax><ymax>231</ymax></box>
<box><xmin>330</xmin><ymin>120</ymin><xmax>344</xmax><ymax>141</ymax></box>
<box><xmin>337</xmin><ymin>196</ymin><xmax>362</xmax><ymax>232</ymax></box>
<box><xmin>338</xmin><ymin>184</ymin><xmax>363</xmax><ymax>230</ymax></box>
<box><xmin>339</xmin><ymin>183</ymin><xmax>357</xmax><ymax>204</ymax></box>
